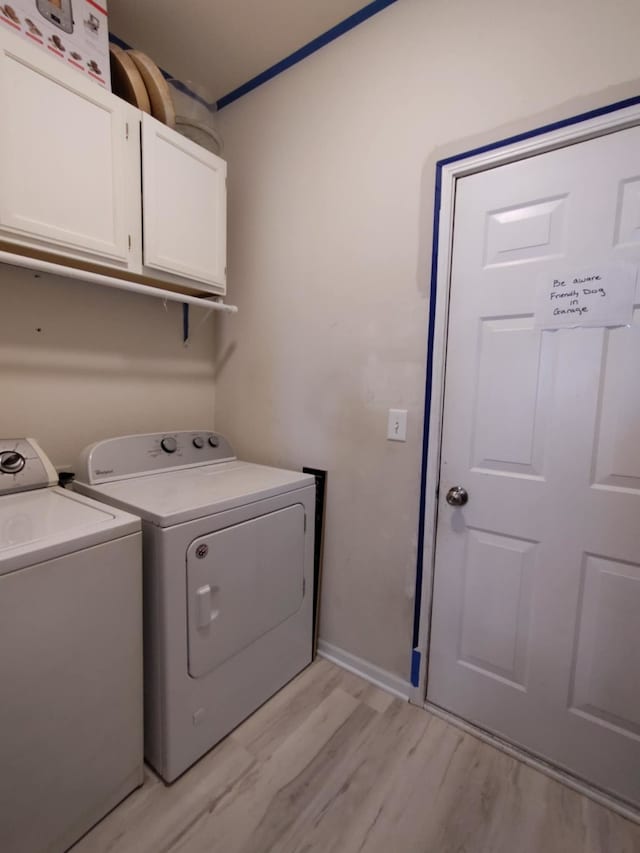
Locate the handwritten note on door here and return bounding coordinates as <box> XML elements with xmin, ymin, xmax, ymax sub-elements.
<box><xmin>535</xmin><ymin>263</ymin><xmax>636</xmax><ymax>329</ymax></box>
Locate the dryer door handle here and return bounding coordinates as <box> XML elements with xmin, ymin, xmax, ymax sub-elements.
<box><xmin>195</xmin><ymin>584</ymin><xmax>219</xmax><ymax>629</ymax></box>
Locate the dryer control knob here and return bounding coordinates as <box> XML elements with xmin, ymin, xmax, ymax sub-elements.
<box><xmin>193</xmin><ymin>437</ymin><xmax>204</xmax><ymax>449</ymax></box>
<box><xmin>161</xmin><ymin>437</ymin><xmax>178</xmax><ymax>454</ymax></box>
<box><xmin>0</xmin><ymin>451</ymin><xmax>26</xmax><ymax>474</ymax></box>
<box><xmin>208</xmin><ymin>435</ymin><xmax>219</xmax><ymax>448</ymax></box>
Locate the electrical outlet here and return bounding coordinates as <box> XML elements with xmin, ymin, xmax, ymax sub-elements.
<box><xmin>387</xmin><ymin>409</ymin><xmax>407</xmax><ymax>442</ymax></box>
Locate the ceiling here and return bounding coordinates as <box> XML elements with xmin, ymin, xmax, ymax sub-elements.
<box><xmin>108</xmin><ymin>0</ymin><xmax>381</xmax><ymax>107</ymax></box>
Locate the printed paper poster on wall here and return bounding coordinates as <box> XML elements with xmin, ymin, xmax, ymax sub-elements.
<box><xmin>535</xmin><ymin>262</ymin><xmax>637</xmax><ymax>329</ymax></box>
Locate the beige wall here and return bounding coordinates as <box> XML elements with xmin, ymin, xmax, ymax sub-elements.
<box><xmin>1</xmin><ymin>266</ymin><xmax>216</xmax><ymax>470</ymax></box>
<box><xmin>214</xmin><ymin>0</ymin><xmax>640</xmax><ymax>680</ymax></box>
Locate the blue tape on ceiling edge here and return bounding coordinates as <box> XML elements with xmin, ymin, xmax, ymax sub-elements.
<box><xmin>110</xmin><ymin>1</ymin><xmax>398</xmax><ymax>113</ymax></box>
<box><xmin>108</xmin><ymin>32</ymin><xmax>210</xmax><ymax>108</ymax></box>
<box><xmin>410</xmin><ymin>92</ymin><xmax>640</xmax><ymax>676</ymax></box>
<box><xmin>216</xmin><ymin>0</ymin><xmax>399</xmax><ymax>110</ymax></box>
<box><xmin>108</xmin><ymin>32</ymin><xmax>130</xmax><ymax>51</ymax></box>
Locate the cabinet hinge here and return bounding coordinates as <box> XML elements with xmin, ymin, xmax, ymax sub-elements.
<box><xmin>128</xmin><ymin>234</ymin><xmax>132</xmax><ymax>251</ymax></box>
<box><xmin>125</xmin><ymin>122</ymin><xmax>129</xmax><ymax>140</ymax></box>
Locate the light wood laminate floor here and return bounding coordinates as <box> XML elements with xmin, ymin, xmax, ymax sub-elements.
<box><xmin>73</xmin><ymin>659</ymin><xmax>640</xmax><ymax>853</ymax></box>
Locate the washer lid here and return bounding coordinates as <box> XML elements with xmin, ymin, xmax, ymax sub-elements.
<box><xmin>76</xmin><ymin>460</ymin><xmax>315</xmax><ymax>527</ymax></box>
<box><xmin>0</xmin><ymin>487</ymin><xmax>140</xmax><ymax>576</ymax></box>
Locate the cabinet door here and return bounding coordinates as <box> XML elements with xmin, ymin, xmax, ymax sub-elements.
<box><xmin>0</xmin><ymin>31</ymin><xmax>136</xmax><ymax>266</ymax></box>
<box><xmin>141</xmin><ymin>113</ymin><xmax>227</xmax><ymax>291</ymax></box>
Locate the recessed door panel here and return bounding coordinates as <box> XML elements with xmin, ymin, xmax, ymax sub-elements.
<box><xmin>187</xmin><ymin>505</ymin><xmax>305</xmax><ymax>679</ymax></box>
<box><xmin>614</xmin><ymin>176</ymin><xmax>640</xmax><ymax>247</ymax></box>
<box><xmin>592</xmin><ymin>310</ymin><xmax>640</xmax><ymax>492</ymax></box>
<box><xmin>570</xmin><ymin>554</ymin><xmax>640</xmax><ymax>735</ymax></box>
<box><xmin>484</xmin><ymin>196</ymin><xmax>566</xmax><ymax>267</ymax></box>
<box><xmin>458</xmin><ymin>529</ymin><xmax>535</xmax><ymax>689</ymax></box>
<box><xmin>472</xmin><ymin>317</ymin><xmax>551</xmax><ymax>477</ymax></box>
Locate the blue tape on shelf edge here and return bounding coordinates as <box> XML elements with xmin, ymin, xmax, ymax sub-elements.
<box><xmin>410</xmin><ymin>92</ymin><xmax>640</xmax><ymax>682</ymax></box>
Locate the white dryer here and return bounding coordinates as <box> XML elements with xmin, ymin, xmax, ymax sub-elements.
<box><xmin>74</xmin><ymin>431</ymin><xmax>315</xmax><ymax>782</ymax></box>
<box><xmin>0</xmin><ymin>439</ymin><xmax>143</xmax><ymax>853</ymax></box>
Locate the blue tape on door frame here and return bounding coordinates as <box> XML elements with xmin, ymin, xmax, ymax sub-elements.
<box><xmin>410</xmin><ymin>648</ymin><xmax>421</xmax><ymax>688</ymax></box>
<box><xmin>411</xmin><ymin>92</ymin><xmax>640</xmax><ymax>670</ymax></box>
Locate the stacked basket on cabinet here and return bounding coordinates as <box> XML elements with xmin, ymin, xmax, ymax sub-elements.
<box><xmin>109</xmin><ymin>43</ymin><xmax>223</xmax><ymax>155</ymax></box>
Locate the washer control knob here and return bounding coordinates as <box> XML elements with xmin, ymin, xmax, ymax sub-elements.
<box><xmin>193</xmin><ymin>436</ymin><xmax>204</xmax><ymax>449</ymax></box>
<box><xmin>0</xmin><ymin>451</ymin><xmax>26</xmax><ymax>474</ymax></box>
<box><xmin>161</xmin><ymin>437</ymin><xmax>178</xmax><ymax>454</ymax></box>
<box><xmin>208</xmin><ymin>435</ymin><xmax>220</xmax><ymax>448</ymax></box>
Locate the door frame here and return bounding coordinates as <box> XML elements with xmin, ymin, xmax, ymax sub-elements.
<box><xmin>411</xmin><ymin>96</ymin><xmax>640</xmax><ymax>704</ymax></box>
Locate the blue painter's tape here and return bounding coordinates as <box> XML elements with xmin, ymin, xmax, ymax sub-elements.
<box><xmin>410</xmin><ymin>649</ymin><xmax>421</xmax><ymax>687</ymax></box>
<box><xmin>411</xmin><ymin>93</ymin><xmax>640</xmax><ymax>669</ymax></box>
<box><xmin>108</xmin><ymin>32</ymin><xmax>130</xmax><ymax>51</ymax></box>
<box><xmin>110</xmin><ymin>1</ymin><xmax>398</xmax><ymax>113</ymax></box>
<box><xmin>216</xmin><ymin>0</ymin><xmax>398</xmax><ymax>110</ymax></box>
<box><xmin>438</xmin><ymin>94</ymin><xmax>640</xmax><ymax>168</ymax></box>
<box><xmin>108</xmin><ymin>32</ymin><xmax>211</xmax><ymax>108</ymax></box>
<box><xmin>412</xmin><ymin>164</ymin><xmax>442</xmax><ymax>652</ymax></box>
<box><xmin>168</xmin><ymin>78</ymin><xmax>211</xmax><ymax>110</ymax></box>
<box><xmin>110</xmin><ymin>2</ymin><xmax>398</xmax><ymax>113</ymax></box>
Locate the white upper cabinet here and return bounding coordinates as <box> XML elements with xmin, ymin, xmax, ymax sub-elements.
<box><xmin>0</xmin><ymin>29</ymin><xmax>227</xmax><ymax>295</ymax></box>
<box><xmin>0</xmin><ymin>31</ymin><xmax>139</xmax><ymax>268</ymax></box>
<box><xmin>141</xmin><ymin>113</ymin><xmax>227</xmax><ymax>292</ymax></box>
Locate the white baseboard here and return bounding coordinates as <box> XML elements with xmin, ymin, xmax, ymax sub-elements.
<box><xmin>317</xmin><ymin>640</ymin><xmax>411</xmax><ymax>701</ymax></box>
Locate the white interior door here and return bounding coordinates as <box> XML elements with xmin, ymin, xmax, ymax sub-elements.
<box><xmin>427</xmin><ymin>125</ymin><xmax>640</xmax><ymax>808</ymax></box>
<box><xmin>141</xmin><ymin>113</ymin><xmax>227</xmax><ymax>291</ymax></box>
<box><xmin>0</xmin><ymin>31</ymin><xmax>137</xmax><ymax>266</ymax></box>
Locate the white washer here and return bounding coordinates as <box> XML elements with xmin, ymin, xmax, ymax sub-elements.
<box><xmin>74</xmin><ymin>430</ymin><xmax>315</xmax><ymax>783</ymax></box>
<box><xmin>0</xmin><ymin>439</ymin><xmax>143</xmax><ymax>853</ymax></box>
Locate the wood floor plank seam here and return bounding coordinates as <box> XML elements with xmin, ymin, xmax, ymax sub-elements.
<box><xmin>71</xmin><ymin>661</ymin><xmax>640</xmax><ymax>853</ymax></box>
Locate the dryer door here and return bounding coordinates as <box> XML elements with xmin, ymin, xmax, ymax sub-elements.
<box><xmin>186</xmin><ymin>504</ymin><xmax>306</xmax><ymax>678</ymax></box>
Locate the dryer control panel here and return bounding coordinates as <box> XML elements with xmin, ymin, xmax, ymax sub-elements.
<box><xmin>0</xmin><ymin>439</ymin><xmax>58</xmax><ymax>495</ymax></box>
<box><xmin>76</xmin><ymin>431</ymin><xmax>236</xmax><ymax>485</ymax></box>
